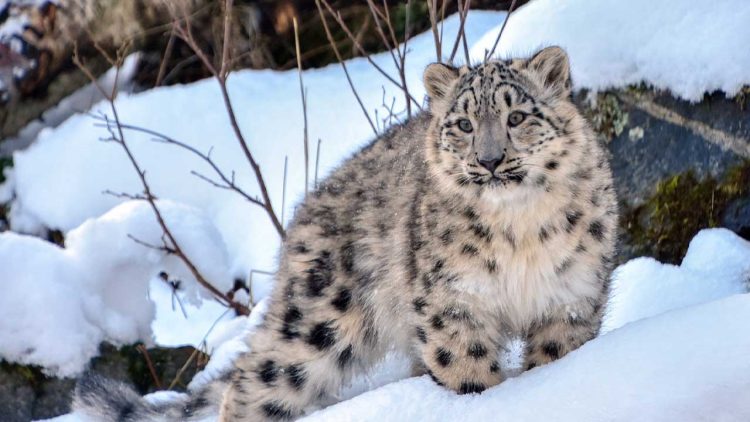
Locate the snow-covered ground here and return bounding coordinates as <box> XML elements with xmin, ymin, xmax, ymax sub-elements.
<box><xmin>1</xmin><ymin>0</ymin><xmax>750</xmax><ymax>420</ymax></box>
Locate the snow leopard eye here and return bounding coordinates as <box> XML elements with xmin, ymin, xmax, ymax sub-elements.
<box><xmin>508</xmin><ymin>111</ymin><xmax>526</xmax><ymax>127</ymax></box>
<box><xmin>457</xmin><ymin>118</ymin><xmax>473</xmax><ymax>133</ymax></box>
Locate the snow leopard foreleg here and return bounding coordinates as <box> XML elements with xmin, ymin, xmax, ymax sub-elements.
<box><xmin>523</xmin><ymin>296</ymin><xmax>605</xmax><ymax>370</ymax></box>
<box><xmin>413</xmin><ymin>297</ymin><xmax>505</xmax><ymax>394</ymax></box>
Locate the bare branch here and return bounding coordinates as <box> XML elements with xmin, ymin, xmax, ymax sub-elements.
<box><xmin>366</xmin><ymin>0</ymin><xmax>412</xmax><ymax>117</ymax></box>
<box><xmin>127</xmin><ymin>234</ymin><xmax>173</xmax><ymax>253</ymax></box>
<box><xmin>155</xmin><ymin>1</ymin><xmax>287</xmax><ymax>238</ymax></box>
<box><xmin>426</xmin><ymin>0</ymin><xmax>442</xmax><ymax>63</ymax></box>
<box><xmin>449</xmin><ymin>0</ymin><xmax>472</xmax><ymax>64</ymax></box>
<box><xmin>155</xmin><ymin>25</ymin><xmax>177</xmax><ymax>87</ymax></box>
<box><xmin>317</xmin><ymin>0</ymin><xmax>421</xmax><ymax>110</ymax></box>
<box><xmin>315</xmin><ymin>0</ymin><xmax>378</xmax><ymax>135</ymax></box>
<box><xmin>220</xmin><ymin>0</ymin><xmax>234</xmax><ymax>78</ymax></box>
<box><xmin>136</xmin><ymin>344</ymin><xmax>163</xmax><ymax>389</ymax></box>
<box><xmin>293</xmin><ymin>18</ymin><xmax>310</xmax><ymax>196</ymax></box>
<box><xmin>74</xmin><ymin>51</ymin><xmax>251</xmax><ymax>316</ymax></box>
<box><xmin>315</xmin><ymin>139</ymin><xmax>322</xmax><ymax>189</ymax></box>
<box><xmin>281</xmin><ymin>156</ymin><xmax>289</xmax><ymax>226</ymax></box>
<box><xmin>486</xmin><ymin>0</ymin><xmax>518</xmax><ymax>62</ymax></box>
<box><xmin>92</xmin><ymin>118</ymin><xmax>264</xmax><ymax>208</ymax></box>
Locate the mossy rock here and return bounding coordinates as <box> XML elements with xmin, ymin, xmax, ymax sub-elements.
<box><xmin>622</xmin><ymin>162</ymin><xmax>750</xmax><ymax>264</ymax></box>
<box><xmin>0</xmin><ymin>343</ymin><xmax>207</xmax><ymax>422</ymax></box>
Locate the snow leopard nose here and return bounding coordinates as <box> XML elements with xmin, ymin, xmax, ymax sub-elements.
<box><xmin>478</xmin><ymin>154</ymin><xmax>505</xmax><ymax>173</ymax></box>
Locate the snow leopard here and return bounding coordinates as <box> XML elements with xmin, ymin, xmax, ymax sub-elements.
<box><xmin>74</xmin><ymin>46</ymin><xmax>618</xmax><ymax>421</ymax></box>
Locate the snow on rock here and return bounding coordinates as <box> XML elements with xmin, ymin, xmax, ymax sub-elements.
<box><xmin>0</xmin><ymin>232</ymin><xmax>102</xmax><ymax>377</ymax></box>
<box><xmin>0</xmin><ymin>200</ymin><xmax>233</xmax><ymax>377</ymax></box>
<box><xmin>472</xmin><ymin>0</ymin><xmax>750</xmax><ymax>101</ymax></box>
<box><xmin>602</xmin><ymin>228</ymin><xmax>750</xmax><ymax>333</ymax></box>
<box><xmin>304</xmin><ymin>293</ymin><xmax>750</xmax><ymax>422</ymax></box>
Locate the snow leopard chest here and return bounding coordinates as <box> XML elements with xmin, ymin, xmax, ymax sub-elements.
<box><xmin>448</xmin><ymin>234</ymin><xmax>601</xmax><ymax>331</ymax></box>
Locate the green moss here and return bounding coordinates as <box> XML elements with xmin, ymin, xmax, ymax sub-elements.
<box><xmin>585</xmin><ymin>92</ymin><xmax>629</xmax><ymax>141</ymax></box>
<box><xmin>91</xmin><ymin>343</ymin><xmax>206</xmax><ymax>394</ymax></box>
<box><xmin>624</xmin><ymin>161</ymin><xmax>750</xmax><ymax>264</ymax></box>
<box><xmin>0</xmin><ymin>360</ymin><xmax>51</xmax><ymax>392</ymax></box>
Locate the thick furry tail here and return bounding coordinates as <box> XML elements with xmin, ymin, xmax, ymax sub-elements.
<box><xmin>73</xmin><ymin>373</ymin><xmax>229</xmax><ymax>422</ymax></box>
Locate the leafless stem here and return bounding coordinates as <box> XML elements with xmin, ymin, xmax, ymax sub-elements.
<box><xmin>486</xmin><ymin>0</ymin><xmax>518</xmax><ymax>62</ymax></box>
<box><xmin>92</xmin><ymin>119</ymin><xmax>265</xmax><ymax>208</ymax></box>
<box><xmin>137</xmin><ymin>344</ymin><xmax>163</xmax><ymax>389</ymax></box>
<box><xmin>449</xmin><ymin>0</ymin><xmax>472</xmax><ymax>64</ymax></box>
<box><xmin>155</xmin><ymin>25</ymin><xmax>177</xmax><ymax>87</ymax></box>
<box><xmin>281</xmin><ymin>156</ymin><xmax>288</xmax><ymax>225</ymax></box>
<box><xmin>315</xmin><ymin>0</ymin><xmax>378</xmax><ymax>135</ymax></box>
<box><xmin>427</xmin><ymin>0</ymin><xmax>442</xmax><ymax>63</ymax></box>
<box><xmin>366</xmin><ymin>0</ymin><xmax>412</xmax><ymax>117</ymax></box>
<box><xmin>315</xmin><ymin>139</ymin><xmax>322</xmax><ymax>189</ymax></box>
<box><xmin>317</xmin><ymin>0</ymin><xmax>421</xmax><ymax>110</ymax></box>
<box><xmin>168</xmin><ymin>346</ymin><xmax>203</xmax><ymax>390</ymax></box>
<box><xmin>169</xmin><ymin>0</ymin><xmax>286</xmax><ymax>238</ymax></box>
<box><xmin>293</xmin><ymin>18</ymin><xmax>310</xmax><ymax>195</ymax></box>
<box><xmin>73</xmin><ymin>48</ymin><xmax>250</xmax><ymax>316</ymax></box>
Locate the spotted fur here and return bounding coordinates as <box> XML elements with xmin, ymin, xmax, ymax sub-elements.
<box><xmin>73</xmin><ymin>46</ymin><xmax>617</xmax><ymax>421</ymax></box>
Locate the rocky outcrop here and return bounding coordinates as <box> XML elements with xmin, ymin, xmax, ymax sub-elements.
<box><xmin>576</xmin><ymin>88</ymin><xmax>750</xmax><ymax>263</ymax></box>
<box><xmin>0</xmin><ymin>343</ymin><xmax>205</xmax><ymax>422</ymax></box>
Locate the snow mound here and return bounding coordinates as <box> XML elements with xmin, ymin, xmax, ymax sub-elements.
<box><xmin>603</xmin><ymin>228</ymin><xmax>750</xmax><ymax>333</ymax></box>
<box><xmin>304</xmin><ymin>293</ymin><xmax>750</xmax><ymax>422</ymax></box>
<box><xmin>0</xmin><ymin>200</ymin><xmax>232</xmax><ymax>376</ymax></box>
<box><xmin>472</xmin><ymin>0</ymin><xmax>750</xmax><ymax>101</ymax></box>
<box><xmin>47</xmin><ymin>228</ymin><xmax>750</xmax><ymax>422</ymax></box>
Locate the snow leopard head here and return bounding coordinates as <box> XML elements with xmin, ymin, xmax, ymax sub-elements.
<box><xmin>423</xmin><ymin>46</ymin><xmax>591</xmax><ymax>204</ymax></box>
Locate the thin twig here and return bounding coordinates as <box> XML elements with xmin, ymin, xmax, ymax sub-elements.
<box><xmin>293</xmin><ymin>18</ymin><xmax>310</xmax><ymax>195</ymax></box>
<box><xmin>315</xmin><ymin>0</ymin><xmax>378</xmax><ymax>135</ymax></box>
<box><xmin>155</xmin><ymin>25</ymin><xmax>177</xmax><ymax>87</ymax></box>
<box><xmin>170</xmin><ymin>0</ymin><xmax>286</xmax><ymax>238</ymax></box>
<box><xmin>365</xmin><ymin>0</ymin><xmax>411</xmax><ymax>116</ymax></box>
<box><xmin>486</xmin><ymin>0</ymin><xmax>518</xmax><ymax>62</ymax></box>
<box><xmin>317</xmin><ymin>0</ymin><xmax>421</xmax><ymax>110</ymax></box>
<box><xmin>426</xmin><ymin>0</ymin><xmax>442</xmax><ymax>63</ymax></box>
<box><xmin>449</xmin><ymin>0</ymin><xmax>472</xmax><ymax>64</ymax></box>
<box><xmin>315</xmin><ymin>139</ymin><xmax>322</xmax><ymax>188</ymax></box>
<box><xmin>92</xmin><ymin>119</ymin><xmax>264</xmax><ymax>207</ymax></box>
<box><xmin>74</xmin><ymin>48</ymin><xmax>251</xmax><ymax>316</ymax></box>
<box><xmin>168</xmin><ymin>346</ymin><xmax>203</xmax><ymax>390</ymax></box>
<box><xmin>136</xmin><ymin>344</ymin><xmax>163</xmax><ymax>389</ymax></box>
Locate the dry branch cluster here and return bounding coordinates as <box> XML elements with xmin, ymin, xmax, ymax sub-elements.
<box><xmin>71</xmin><ymin>0</ymin><xmax>516</xmax><ymax>323</ymax></box>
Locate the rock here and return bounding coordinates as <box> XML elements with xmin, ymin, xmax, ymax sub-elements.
<box><xmin>576</xmin><ymin>88</ymin><xmax>750</xmax><ymax>263</ymax></box>
<box><xmin>0</xmin><ymin>343</ymin><xmax>205</xmax><ymax>421</ymax></box>
<box><xmin>722</xmin><ymin>197</ymin><xmax>750</xmax><ymax>239</ymax></box>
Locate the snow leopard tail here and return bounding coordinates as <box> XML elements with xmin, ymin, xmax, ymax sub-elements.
<box><xmin>73</xmin><ymin>372</ymin><xmax>231</xmax><ymax>421</ymax></box>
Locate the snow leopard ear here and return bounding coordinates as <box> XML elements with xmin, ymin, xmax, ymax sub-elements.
<box><xmin>423</xmin><ymin>63</ymin><xmax>459</xmax><ymax>101</ymax></box>
<box><xmin>526</xmin><ymin>46</ymin><xmax>572</xmax><ymax>98</ymax></box>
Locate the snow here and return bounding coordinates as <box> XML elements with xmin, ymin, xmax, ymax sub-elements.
<box><xmin>42</xmin><ymin>228</ymin><xmax>750</xmax><ymax>421</ymax></box>
<box><xmin>472</xmin><ymin>0</ymin><xmax>750</xmax><ymax>101</ymax></box>
<box><xmin>602</xmin><ymin>228</ymin><xmax>750</xmax><ymax>333</ymax></box>
<box><xmin>304</xmin><ymin>293</ymin><xmax>750</xmax><ymax>422</ymax></box>
<box><xmin>1</xmin><ymin>2</ymin><xmax>750</xmax><ymax>420</ymax></box>
<box><xmin>302</xmin><ymin>229</ymin><xmax>750</xmax><ymax>421</ymax></box>
<box><xmin>0</xmin><ymin>200</ymin><xmax>233</xmax><ymax>376</ymax></box>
